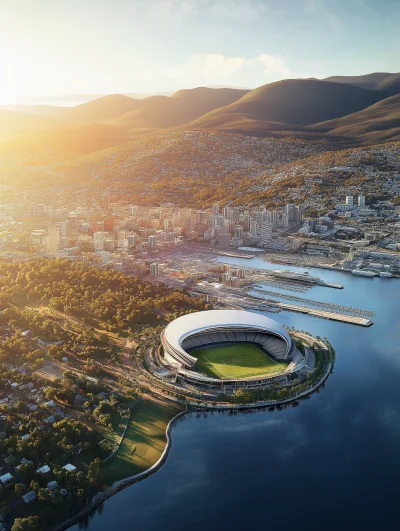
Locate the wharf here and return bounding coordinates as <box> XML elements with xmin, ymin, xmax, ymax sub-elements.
<box><xmin>269</xmin><ymin>301</ymin><xmax>373</xmax><ymax>327</ymax></box>
<box><xmin>217</xmin><ymin>251</ymin><xmax>255</xmax><ymax>259</ymax></box>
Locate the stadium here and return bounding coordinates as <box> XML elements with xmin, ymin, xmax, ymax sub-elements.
<box><xmin>159</xmin><ymin>310</ymin><xmax>305</xmax><ymax>390</ymax></box>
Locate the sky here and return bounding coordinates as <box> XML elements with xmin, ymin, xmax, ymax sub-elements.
<box><xmin>0</xmin><ymin>0</ymin><xmax>399</xmax><ymax>104</ymax></box>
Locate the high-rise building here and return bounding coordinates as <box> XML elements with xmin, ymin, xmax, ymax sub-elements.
<box><xmin>212</xmin><ymin>215</ymin><xmax>224</xmax><ymax>228</ymax></box>
<box><xmin>148</xmin><ymin>235</ymin><xmax>157</xmax><ymax>250</ymax></box>
<box><xmin>150</xmin><ymin>263</ymin><xmax>159</xmax><ymax>276</ymax></box>
<box><xmin>346</xmin><ymin>196</ymin><xmax>354</xmax><ymax>206</ymax></box>
<box><xmin>217</xmin><ymin>228</ymin><xmax>231</xmax><ymax>248</ymax></box>
<box><xmin>358</xmin><ymin>195</ymin><xmax>366</xmax><ymax>207</ymax></box>
<box><xmin>222</xmin><ymin>206</ymin><xmax>231</xmax><ymax>220</ymax></box>
<box><xmin>185</xmin><ymin>216</ymin><xmax>195</xmax><ymax>235</ymax></box>
<box><xmin>260</xmin><ymin>221</ymin><xmax>273</xmax><ymax>247</ymax></box>
<box><xmin>266</xmin><ymin>210</ymin><xmax>280</xmax><ymax>229</ymax></box>
<box><xmin>250</xmin><ymin>220</ymin><xmax>258</xmax><ymax>237</ymax></box>
<box><xmin>46</xmin><ymin>226</ymin><xmax>60</xmax><ymax>254</ymax></box>
<box><xmin>61</xmin><ymin>220</ymin><xmax>70</xmax><ymax>238</ymax></box>
<box><xmin>127</xmin><ymin>233</ymin><xmax>137</xmax><ymax>247</ymax></box>
<box><xmin>212</xmin><ymin>203</ymin><xmax>220</xmax><ymax>216</ymax></box>
<box><xmin>254</xmin><ymin>210</ymin><xmax>266</xmax><ymax>227</ymax></box>
<box><xmin>94</xmin><ymin>232</ymin><xmax>107</xmax><ymax>252</ymax></box>
<box><xmin>234</xmin><ymin>225</ymin><xmax>243</xmax><ymax>240</ymax></box>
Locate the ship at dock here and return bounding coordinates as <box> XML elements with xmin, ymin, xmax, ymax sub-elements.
<box><xmin>270</xmin><ymin>269</ymin><xmax>343</xmax><ymax>289</ymax></box>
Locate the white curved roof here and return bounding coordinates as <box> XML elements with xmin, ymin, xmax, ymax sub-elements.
<box><xmin>164</xmin><ymin>310</ymin><xmax>291</xmax><ymax>354</ymax></box>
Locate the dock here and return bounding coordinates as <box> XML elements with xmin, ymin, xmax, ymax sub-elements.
<box><xmin>269</xmin><ymin>301</ymin><xmax>374</xmax><ymax>327</ymax></box>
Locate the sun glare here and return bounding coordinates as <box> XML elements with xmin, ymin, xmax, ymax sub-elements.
<box><xmin>0</xmin><ymin>89</ymin><xmax>17</xmax><ymax>106</ymax></box>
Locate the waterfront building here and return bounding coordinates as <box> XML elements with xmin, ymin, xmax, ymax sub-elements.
<box><xmin>250</xmin><ymin>220</ymin><xmax>258</xmax><ymax>237</ymax></box>
<box><xmin>260</xmin><ymin>221</ymin><xmax>273</xmax><ymax>247</ymax></box>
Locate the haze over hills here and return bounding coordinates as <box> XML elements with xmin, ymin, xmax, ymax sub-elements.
<box><xmin>0</xmin><ymin>87</ymin><xmax>249</xmax><ymax>160</ymax></box>
<box><xmin>1</xmin><ymin>72</ymin><xmax>399</xmax><ymax>163</ymax></box>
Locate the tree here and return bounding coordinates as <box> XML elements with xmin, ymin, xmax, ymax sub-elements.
<box><xmin>88</xmin><ymin>458</ymin><xmax>103</xmax><ymax>487</ymax></box>
<box><xmin>12</xmin><ymin>516</ymin><xmax>42</xmax><ymax>531</ymax></box>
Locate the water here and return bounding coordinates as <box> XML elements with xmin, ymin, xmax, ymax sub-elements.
<box><xmin>71</xmin><ymin>258</ymin><xmax>400</xmax><ymax>531</ymax></box>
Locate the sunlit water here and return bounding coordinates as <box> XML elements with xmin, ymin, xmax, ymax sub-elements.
<box><xmin>71</xmin><ymin>257</ymin><xmax>400</xmax><ymax>531</ymax></box>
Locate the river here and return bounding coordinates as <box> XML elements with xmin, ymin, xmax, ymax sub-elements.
<box><xmin>71</xmin><ymin>257</ymin><xmax>400</xmax><ymax>531</ymax></box>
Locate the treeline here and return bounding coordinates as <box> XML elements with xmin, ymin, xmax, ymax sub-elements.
<box><xmin>0</xmin><ymin>259</ymin><xmax>210</xmax><ymax>328</ymax></box>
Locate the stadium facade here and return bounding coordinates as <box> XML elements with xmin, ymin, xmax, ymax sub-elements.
<box><xmin>160</xmin><ymin>310</ymin><xmax>305</xmax><ymax>390</ymax></box>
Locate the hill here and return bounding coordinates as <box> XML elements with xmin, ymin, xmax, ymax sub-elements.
<box><xmin>324</xmin><ymin>72</ymin><xmax>400</xmax><ymax>95</ymax></box>
<box><xmin>0</xmin><ymin>109</ymin><xmax>62</xmax><ymax>141</ymax></box>
<box><xmin>310</xmin><ymin>93</ymin><xmax>400</xmax><ymax>144</ymax></box>
<box><xmin>186</xmin><ymin>79</ymin><xmax>386</xmax><ymax>135</ymax></box>
<box><xmin>39</xmin><ymin>130</ymin><xmax>329</xmax><ymax>205</ymax></box>
<box><xmin>0</xmin><ymin>88</ymin><xmax>249</xmax><ymax>161</ymax></box>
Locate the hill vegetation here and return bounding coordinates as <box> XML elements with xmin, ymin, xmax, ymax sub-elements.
<box><xmin>38</xmin><ymin>130</ymin><xmax>329</xmax><ymax>205</ymax></box>
<box><xmin>186</xmin><ymin>79</ymin><xmax>386</xmax><ymax>132</ymax></box>
<box><xmin>311</xmin><ymin>93</ymin><xmax>400</xmax><ymax>144</ymax></box>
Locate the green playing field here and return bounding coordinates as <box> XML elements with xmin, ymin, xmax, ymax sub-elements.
<box><xmin>193</xmin><ymin>343</ymin><xmax>289</xmax><ymax>380</ymax></box>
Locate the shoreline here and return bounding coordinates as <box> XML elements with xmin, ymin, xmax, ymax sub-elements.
<box><xmin>56</xmin><ymin>349</ymin><xmax>332</xmax><ymax>531</ymax></box>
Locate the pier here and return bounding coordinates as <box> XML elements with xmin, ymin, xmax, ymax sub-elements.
<box><xmin>268</xmin><ymin>301</ymin><xmax>374</xmax><ymax>327</ymax></box>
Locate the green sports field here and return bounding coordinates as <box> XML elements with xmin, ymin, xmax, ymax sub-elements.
<box><xmin>193</xmin><ymin>343</ymin><xmax>289</xmax><ymax>380</ymax></box>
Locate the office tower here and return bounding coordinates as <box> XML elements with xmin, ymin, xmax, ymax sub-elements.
<box><xmin>212</xmin><ymin>203</ymin><xmax>220</xmax><ymax>216</ymax></box>
<box><xmin>346</xmin><ymin>196</ymin><xmax>354</xmax><ymax>206</ymax></box>
<box><xmin>232</xmin><ymin>207</ymin><xmax>240</xmax><ymax>223</ymax></box>
<box><xmin>150</xmin><ymin>263</ymin><xmax>159</xmax><ymax>276</ymax></box>
<box><xmin>163</xmin><ymin>219</ymin><xmax>170</xmax><ymax>232</ymax></box>
<box><xmin>234</xmin><ymin>225</ymin><xmax>243</xmax><ymax>240</ymax></box>
<box><xmin>250</xmin><ymin>220</ymin><xmax>258</xmax><ymax>237</ymax></box>
<box><xmin>260</xmin><ymin>221</ymin><xmax>273</xmax><ymax>247</ymax></box>
<box><xmin>127</xmin><ymin>233</ymin><xmax>137</xmax><ymax>247</ymax></box>
<box><xmin>148</xmin><ymin>235</ymin><xmax>157</xmax><ymax>250</ymax></box>
<box><xmin>212</xmin><ymin>215</ymin><xmax>223</xmax><ymax>228</ymax></box>
<box><xmin>254</xmin><ymin>210</ymin><xmax>266</xmax><ymax>227</ymax></box>
<box><xmin>296</xmin><ymin>205</ymin><xmax>304</xmax><ymax>224</ymax></box>
<box><xmin>37</xmin><ymin>204</ymin><xmax>45</xmax><ymax>217</ymax></box>
<box><xmin>242</xmin><ymin>214</ymin><xmax>250</xmax><ymax>231</ymax></box>
<box><xmin>61</xmin><ymin>220</ymin><xmax>70</xmax><ymax>238</ymax></box>
<box><xmin>217</xmin><ymin>228</ymin><xmax>231</xmax><ymax>248</ymax></box>
<box><xmin>94</xmin><ymin>232</ymin><xmax>107</xmax><ymax>252</ymax></box>
<box><xmin>46</xmin><ymin>226</ymin><xmax>60</xmax><ymax>254</ymax></box>
<box><xmin>185</xmin><ymin>216</ymin><xmax>195</xmax><ymax>235</ymax></box>
<box><xmin>358</xmin><ymin>195</ymin><xmax>366</xmax><ymax>207</ymax></box>
<box><xmin>222</xmin><ymin>206</ymin><xmax>231</xmax><ymax>220</ymax></box>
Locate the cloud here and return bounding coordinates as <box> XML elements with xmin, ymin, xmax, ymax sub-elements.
<box><xmin>162</xmin><ymin>52</ymin><xmax>309</xmax><ymax>85</ymax></box>
<box><xmin>163</xmin><ymin>53</ymin><xmax>246</xmax><ymax>81</ymax></box>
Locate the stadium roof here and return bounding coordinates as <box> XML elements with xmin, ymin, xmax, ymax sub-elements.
<box><xmin>164</xmin><ymin>310</ymin><xmax>291</xmax><ymax>354</ymax></box>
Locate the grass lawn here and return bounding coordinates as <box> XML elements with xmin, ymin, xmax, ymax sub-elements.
<box><xmin>102</xmin><ymin>399</ymin><xmax>183</xmax><ymax>486</ymax></box>
<box><xmin>193</xmin><ymin>343</ymin><xmax>289</xmax><ymax>379</ymax></box>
